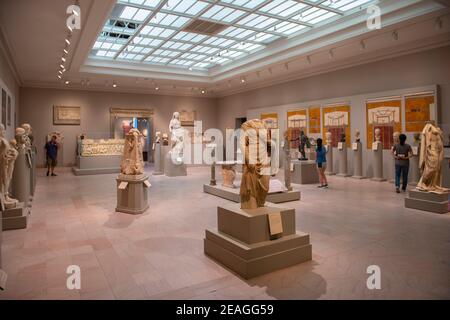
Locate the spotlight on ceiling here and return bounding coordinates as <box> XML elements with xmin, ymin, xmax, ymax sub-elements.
<box><xmin>63</xmin><ymin>49</ymin><xmax>68</xmax><ymax>55</ymax></box>
<box><xmin>65</xmin><ymin>38</ymin><xmax>71</xmax><ymax>45</ymax></box>
<box><xmin>112</xmin><ymin>82</ymin><xmax>117</xmax><ymax>88</ymax></box>
<box><xmin>57</xmin><ymin>75</ymin><xmax>62</xmax><ymax>79</ymax></box>
<box><xmin>65</xmin><ymin>80</ymin><xmax>70</xmax><ymax>85</ymax></box>
<box><xmin>241</xmin><ymin>77</ymin><xmax>246</xmax><ymax>83</ymax></box>
<box><xmin>201</xmin><ymin>89</ymin><xmax>206</xmax><ymax>94</ymax></box>
<box><xmin>61</xmin><ymin>57</ymin><xmax>66</xmax><ymax>62</ymax></box>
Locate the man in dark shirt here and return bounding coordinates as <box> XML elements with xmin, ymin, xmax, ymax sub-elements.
<box><xmin>45</xmin><ymin>135</ymin><xmax>59</xmax><ymax>176</ymax></box>
<box><xmin>391</xmin><ymin>134</ymin><xmax>412</xmax><ymax>193</ymax></box>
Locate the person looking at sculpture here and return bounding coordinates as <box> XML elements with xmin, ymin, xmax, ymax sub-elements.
<box><xmin>392</xmin><ymin>133</ymin><xmax>412</xmax><ymax>193</ymax></box>
<box><xmin>315</xmin><ymin>138</ymin><xmax>328</xmax><ymax>188</ymax></box>
<box><xmin>45</xmin><ymin>135</ymin><xmax>59</xmax><ymax>176</ymax></box>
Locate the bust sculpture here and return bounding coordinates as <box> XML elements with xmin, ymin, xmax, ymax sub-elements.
<box><xmin>221</xmin><ymin>164</ymin><xmax>236</xmax><ymax>188</ymax></box>
<box><xmin>340</xmin><ymin>133</ymin><xmax>346</xmax><ymax>143</ymax></box>
<box><xmin>0</xmin><ymin>124</ymin><xmax>19</xmax><ymax>208</ymax></box>
<box><xmin>393</xmin><ymin>131</ymin><xmax>400</xmax><ymax>146</ymax></box>
<box><xmin>169</xmin><ymin>112</ymin><xmax>185</xmax><ymax>164</ymax></box>
<box><xmin>416</xmin><ymin>123</ymin><xmax>448</xmax><ymax>194</ymax></box>
<box><xmin>21</xmin><ymin>123</ymin><xmax>33</xmax><ymax>147</ymax></box>
<box><xmin>155</xmin><ymin>131</ymin><xmax>161</xmax><ymax>144</ymax></box>
<box><xmin>326</xmin><ymin>131</ymin><xmax>332</xmax><ymax>146</ymax></box>
<box><xmin>14</xmin><ymin>127</ymin><xmax>27</xmax><ymax>151</ymax></box>
<box><xmin>374</xmin><ymin>128</ymin><xmax>381</xmax><ymax>143</ymax></box>
<box><xmin>239</xmin><ymin>119</ymin><xmax>271</xmax><ymax>209</ymax></box>
<box><xmin>162</xmin><ymin>133</ymin><xmax>169</xmax><ymax>146</ymax></box>
<box><xmin>355</xmin><ymin>129</ymin><xmax>361</xmax><ymax>143</ymax></box>
<box><xmin>120</xmin><ymin>128</ymin><xmax>145</xmax><ymax>175</ymax></box>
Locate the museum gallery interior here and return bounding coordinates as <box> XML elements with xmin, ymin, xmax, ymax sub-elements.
<box><xmin>0</xmin><ymin>0</ymin><xmax>449</xmax><ymax>300</ymax></box>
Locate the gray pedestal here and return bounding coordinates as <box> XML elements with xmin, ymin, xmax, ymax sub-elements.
<box><xmin>351</xmin><ymin>142</ymin><xmax>365</xmax><ymax>179</ymax></box>
<box><xmin>409</xmin><ymin>155</ymin><xmax>420</xmax><ymax>186</ymax></box>
<box><xmin>204</xmin><ymin>203</ymin><xmax>312</xmax><ymax>279</ymax></box>
<box><xmin>164</xmin><ymin>152</ymin><xmax>187</xmax><ymax>177</ymax></box>
<box><xmin>2</xmin><ymin>203</ymin><xmax>27</xmax><ymax>231</ymax></box>
<box><xmin>116</xmin><ymin>174</ymin><xmax>150</xmax><ymax>214</ymax></box>
<box><xmin>203</xmin><ymin>184</ymin><xmax>301</xmax><ymax>204</ymax></box>
<box><xmin>371</xmin><ymin>142</ymin><xmax>386</xmax><ymax>182</ymax></box>
<box><xmin>337</xmin><ymin>147</ymin><xmax>350</xmax><ymax>177</ymax></box>
<box><xmin>405</xmin><ymin>189</ymin><xmax>449</xmax><ymax>214</ymax></box>
<box><xmin>325</xmin><ymin>146</ymin><xmax>335</xmax><ymax>175</ymax></box>
<box><xmin>11</xmin><ymin>150</ymin><xmax>31</xmax><ymax>208</ymax></box>
<box><xmin>292</xmin><ymin>160</ymin><xmax>319</xmax><ymax>184</ymax></box>
<box><xmin>153</xmin><ymin>143</ymin><xmax>163</xmax><ymax>175</ymax></box>
<box><xmin>306</xmin><ymin>149</ymin><xmax>316</xmax><ymax>161</ymax></box>
<box><xmin>72</xmin><ymin>155</ymin><xmax>121</xmax><ymax>176</ymax></box>
<box><xmin>30</xmin><ymin>147</ymin><xmax>36</xmax><ymax>197</ymax></box>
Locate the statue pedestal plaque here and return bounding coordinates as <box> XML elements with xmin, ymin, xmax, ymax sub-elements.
<box><xmin>116</xmin><ymin>174</ymin><xmax>150</xmax><ymax>214</ymax></box>
<box><xmin>204</xmin><ymin>203</ymin><xmax>312</xmax><ymax>279</ymax></box>
<box><xmin>2</xmin><ymin>202</ymin><xmax>27</xmax><ymax>230</ymax></box>
<box><xmin>405</xmin><ymin>189</ymin><xmax>449</xmax><ymax>214</ymax></box>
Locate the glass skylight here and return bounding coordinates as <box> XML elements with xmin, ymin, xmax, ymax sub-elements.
<box><xmin>91</xmin><ymin>0</ymin><xmax>377</xmax><ymax>70</ymax></box>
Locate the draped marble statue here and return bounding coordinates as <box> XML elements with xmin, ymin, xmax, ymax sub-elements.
<box><xmin>21</xmin><ymin>123</ymin><xmax>33</xmax><ymax>148</ymax></box>
<box><xmin>15</xmin><ymin>127</ymin><xmax>27</xmax><ymax>151</ymax></box>
<box><xmin>416</xmin><ymin>123</ymin><xmax>448</xmax><ymax>194</ymax></box>
<box><xmin>0</xmin><ymin>124</ymin><xmax>19</xmax><ymax>208</ymax></box>
<box><xmin>169</xmin><ymin>112</ymin><xmax>185</xmax><ymax>164</ymax></box>
<box><xmin>120</xmin><ymin>128</ymin><xmax>145</xmax><ymax>175</ymax></box>
<box><xmin>239</xmin><ymin>119</ymin><xmax>272</xmax><ymax>209</ymax></box>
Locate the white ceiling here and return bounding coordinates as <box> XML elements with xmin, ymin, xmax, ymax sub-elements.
<box><xmin>0</xmin><ymin>0</ymin><xmax>449</xmax><ymax>97</ymax></box>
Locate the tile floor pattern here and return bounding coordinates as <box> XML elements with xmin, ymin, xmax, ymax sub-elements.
<box><xmin>0</xmin><ymin>166</ymin><xmax>449</xmax><ymax>300</ymax></box>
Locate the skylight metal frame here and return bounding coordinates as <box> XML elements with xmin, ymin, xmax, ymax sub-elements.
<box><xmin>91</xmin><ymin>0</ymin><xmax>377</xmax><ymax>70</ymax></box>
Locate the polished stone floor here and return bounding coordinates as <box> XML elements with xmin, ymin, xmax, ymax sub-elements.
<box><xmin>0</xmin><ymin>166</ymin><xmax>449</xmax><ymax>300</ymax></box>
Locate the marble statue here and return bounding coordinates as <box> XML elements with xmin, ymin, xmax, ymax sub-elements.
<box><xmin>120</xmin><ymin>128</ymin><xmax>145</xmax><ymax>175</ymax></box>
<box><xmin>162</xmin><ymin>133</ymin><xmax>169</xmax><ymax>146</ymax></box>
<box><xmin>413</xmin><ymin>133</ymin><xmax>421</xmax><ymax>145</ymax></box>
<box><xmin>221</xmin><ymin>164</ymin><xmax>236</xmax><ymax>188</ymax></box>
<box><xmin>152</xmin><ymin>131</ymin><xmax>161</xmax><ymax>151</ymax></box>
<box><xmin>326</xmin><ymin>131</ymin><xmax>332</xmax><ymax>146</ymax></box>
<box><xmin>169</xmin><ymin>112</ymin><xmax>185</xmax><ymax>164</ymax></box>
<box><xmin>416</xmin><ymin>123</ymin><xmax>448</xmax><ymax>194</ymax></box>
<box><xmin>355</xmin><ymin>129</ymin><xmax>361</xmax><ymax>143</ymax></box>
<box><xmin>0</xmin><ymin>125</ymin><xmax>19</xmax><ymax>208</ymax></box>
<box><xmin>239</xmin><ymin>119</ymin><xmax>271</xmax><ymax>209</ymax></box>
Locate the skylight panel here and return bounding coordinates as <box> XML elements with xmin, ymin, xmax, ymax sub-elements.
<box><xmin>223</xmin><ymin>0</ymin><xmax>266</xmax><ymax>10</ymax></box>
<box><xmin>222</xmin><ymin>10</ymin><xmax>246</xmax><ymax>23</ymax></box>
<box><xmin>96</xmin><ymin>50</ymin><xmax>108</xmax><ymax>57</ymax></box>
<box><xmin>194</xmin><ymin>62</ymin><xmax>210</xmax><ymax>68</ymax></box>
<box><xmin>101</xmin><ymin>42</ymin><xmax>114</xmax><ymax>49</ymax></box>
<box><xmin>120</xmin><ymin>6</ymin><xmax>138</xmax><ymax>20</ymax></box>
<box><xmin>94</xmin><ymin>41</ymin><xmax>102</xmax><ymax>49</ymax></box>
<box><xmin>183</xmin><ymin>1</ymin><xmax>209</xmax><ymax>15</ymax></box>
<box><xmin>201</xmin><ymin>5</ymin><xmax>225</xmax><ymax>19</ymax></box>
<box><xmin>308</xmin><ymin>11</ymin><xmax>337</xmax><ymax>24</ymax></box>
<box><xmin>337</xmin><ymin>0</ymin><xmax>374</xmax><ymax>11</ymax></box>
<box><xmin>259</xmin><ymin>0</ymin><xmax>306</xmax><ymax>17</ymax></box>
<box><xmin>134</xmin><ymin>9</ymin><xmax>152</xmax><ymax>21</ymax></box>
<box><xmin>238</xmin><ymin>14</ymin><xmax>279</xmax><ymax>29</ymax></box>
<box><xmin>302</xmin><ymin>8</ymin><xmax>331</xmax><ymax>23</ymax></box>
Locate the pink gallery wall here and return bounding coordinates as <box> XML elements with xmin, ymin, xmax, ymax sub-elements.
<box><xmin>216</xmin><ymin>45</ymin><xmax>450</xmax><ymax>136</ymax></box>
<box><xmin>19</xmin><ymin>87</ymin><xmax>218</xmax><ymax>166</ymax></box>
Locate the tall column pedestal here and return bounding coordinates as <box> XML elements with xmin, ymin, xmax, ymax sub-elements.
<box><xmin>371</xmin><ymin>142</ymin><xmax>386</xmax><ymax>182</ymax></box>
<box><xmin>164</xmin><ymin>152</ymin><xmax>187</xmax><ymax>177</ymax></box>
<box><xmin>351</xmin><ymin>142</ymin><xmax>365</xmax><ymax>179</ymax></box>
<box><xmin>11</xmin><ymin>150</ymin><xmax>31</xmax><ymax>208</ymax></box>
<box><xmin>325</xmin><ymin>145</ymin><xmax>335</xmax><ymax>175</ymax></box>
<box><xmin>336</xmin><ymin>147</ymin><xmax>350</xmax><ymax>177</ymax></box>
<box><xmin>152</xmin><ymin>143</ymin><xmax>163</xmax><ymax>175</ymax></box>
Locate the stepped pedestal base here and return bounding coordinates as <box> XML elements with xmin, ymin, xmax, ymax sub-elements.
<box><xmin>2</xmin><ymin>203</ymin><xmax>28</xmax><ymax>231</ymax></box>
<box><xmin>116</xmin><ymin>174</ymin><xmax>150</xmax><ymax>214</ymax></box>
<box><xmin>204</xmin><ymin>203</ymin><xmax>312</xmax><ymax>279</ymax></box>
<box><xmin>405</xmin><ymin>189</ymin><xmax>449</xmax><ymax>214</ymax></box>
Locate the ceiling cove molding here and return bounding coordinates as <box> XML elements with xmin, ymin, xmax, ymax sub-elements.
<box><xmin>0</xmin><ymin>24</ymin><xmax>23</xmax><ymax>86</ymax></box>
<box><xmin>215</xmin><ymin>34</ymin><xmax>450</xmax><ymax>98</ymax></box>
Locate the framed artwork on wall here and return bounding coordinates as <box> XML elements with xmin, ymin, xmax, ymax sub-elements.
<box><xmin>53</xmin><ymin>106</ymin><xmax>81</xmax><ymax>125</ymax></box>
<box><xmin>366</xmin><ymin>98</ymin><xmax>401</xmax><ymax>150</ymax></box>
<box><xmin>179</xmin><ymin>110</ymin><xmax>196</xmax><ymax>127</ymax></box>
<box><xmin>287</xmin><ymin>109</ymin><xmax>307</xmax><ymax>149</ymax></box>
<box><xmin>405</xmin><ymin>93</ymin><xmax>435</xmax><ymax>132</ymax></box>
<box><xmin>308</xmin><ymin>106</ymin><xmax>321</xmax><ymax>134</ymax></box>
<box><xmin>261</xmin><ymin>113</ymin><xmax>278</xmax><ymax>129</ymax></box>
<box><xmin>7</xmin><ymin>95</ymin><xmax>11</xmax><ymax>126</ymax></box>
<box><xmin>322</xmin><ymin>104</ymin><xmax>351</xmax><ymax>148</ymax></box>
<box><xmin>1</xmin><ymin>89</ymin><xmax>6</xmax><ymax>129</ymax></box>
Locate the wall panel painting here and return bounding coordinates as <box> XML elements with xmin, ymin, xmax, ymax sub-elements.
<box><xmin>308</xmin><ymin>106</ymin><xmax>321</xmax><ymax>134</ymax></box>
<box><xmin>287</xmin><ymin>109</ymin><xmax>306</xmax><ymax>149</ymax></box>
<box><xmin>322</xmin><ymin>105</ymin><xmax>350</xmax><ymax>148</ymax></box>
<box><xmin>405</xmin><ymin>94</ymin><xmax>434</xmax><ymax>132</ymax></box>
<box><xmin>366</xmin><ymin>99</ymin><xmax>401</xmax><ymax>150</ymax></box>
<box><xmin>261</xmin><ymin>113</ymin><xmax>278</xmax><ymax>129</ymax></box>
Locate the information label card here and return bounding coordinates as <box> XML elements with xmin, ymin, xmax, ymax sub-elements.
<box><xmin>267</xmin><ymin>212</ymin><xmax>283</xmax><ymax>236</ymax></box>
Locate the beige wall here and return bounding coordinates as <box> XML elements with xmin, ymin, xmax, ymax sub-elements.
<box><xmin>19</xmin><ymin>87</ymin><xmax>218</xmax><ymax>166</ymax></box>
<box><xmin>217</xmin><ymin>46</ymin><xmax>450</xmax><ymax>135</ymax></box>
<box><xmin>0</xmin><ymin>38</ymin><xmax>19</xmax><ymax>139</ymax></box>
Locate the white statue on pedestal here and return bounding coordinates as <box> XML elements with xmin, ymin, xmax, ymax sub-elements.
<box><xmin>21</xmin><ymin>123</ymin><xmax>33</xmax><ymax>148</ymax></box>
<box><xmin>153</xmin><ymin>131</ymin><xmax>161</xmax><ymax>151</ymax></box>
<box><xmin>169</xmin><ymin>112</ymin><xmax>185</xmax><ymax>164</ymax></box>
<box><xmin>0</xmin><ymin>124</ymin><xmax>19</xmax><ymax>208</ymax></box>
<box><xmin>416</xmin><ymin>123</ymin><xmax>449</xmax><ymax>194</ymax></box>
<box><xmin>120</xmin><ymin>128</ymin><xmax>145</xmax><ymax>175</ymax></box>
<box><xmin>326</xmin><ymin>131</ymin><xmax>332</xmax><ymax>148</ymax></box>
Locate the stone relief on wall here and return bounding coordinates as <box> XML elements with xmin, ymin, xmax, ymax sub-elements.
<box><xmin>80</xmin><ymin>139</ymin><xmax>125</xmax><ymax>156</ymax></box>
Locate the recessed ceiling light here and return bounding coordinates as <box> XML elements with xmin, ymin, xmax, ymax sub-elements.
<box><xmin>59</xmin><ymin>70</ymin><xmax>63</xmax><ymax>74</ymax></box>
<box><xmin>112</xmin><ymin>82</ymin><xmax>117</xmax><ymax>88</ymax></box>
<box><xmin>65</xmin><ymin>39</ymin><xmax>71</xmax><ymax>45</ymax></box>
<box><xmin>63</xmin><ymin>49</ymin><xmax>68</xmax><ymax>55</ymax></box>
<box><xmin>241</xmin><ymin>77</ymin><xmax>246</xmax><ymax>83</ymax></box>
<box><xmin>61</xmin><ymin>57</ymin><xmax>66</xmax><ymax>62</ymax></box>
<box><xmin>201</xmin><ymin>89</ymin><xmax>205</xmax><ymax>94</ymax></box>
<box><xmin>67</xmin><ymin>25</ymin><xmax>73</xmax><ymax>32</ymax></box>
<box><xmin>65</xmin><ymin>80</ymin><xmax>70</xmax><ymax>85</ymax></box>
<box><xmin>60</xmin><ymin>64</ymin><xmax>65</xmax><ymax>69</ymax></box>
<box><xmin>57</xmin><ymin>75</ymin><xmax>62</xmax><ymax>79</ymax></box>
<box><xmin>155</xmin><ymin>86</ymin><xmax>159</xmax><ymax>91</ymax></box>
